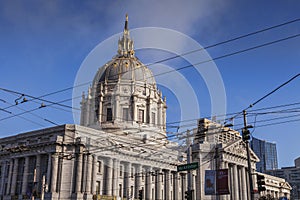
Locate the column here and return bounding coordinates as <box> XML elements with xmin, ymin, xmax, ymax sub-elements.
<box><xmin>181</xmin><ymin>173</ymin><xmax>187</xmax><ymax>200</ymax></box>
<box><xmin>6</xmin><ymin>159</ymin><xmax>13</xmax><ymax>195</ymax></box>
<box><xmin>155</xmin><ymin>169</ymin><xmax>162</xmax><ymax>200</ymax></box>
<box><xmin>233</xmin><ymin>164</ymin><xmax>239</xmax><ymax>200</ymax></box>
<box><xmin>123</xmin><ymin>162</ymin><xmax>131</xmax><ymax>198</ymax></box>
<box><xmin>10</xmin><ymin>158</ymin><xmax>18</xmax><ymax>194</ymax></box>
<box><xmin>241</xmin><ymin>166</ymin><xmax>247</xmax><ymax>200</ymax></box>
<box><xmin>76</xmin><ymin>153</ymin><xmax>83</xmax><ymax>193</ymax></box>
<box><xmin>91</xmin><ymin>155</ymin><xmax>97</xmax><ymax>194</ymax></box>
<box><xmin>145</xmin><ymin>166</ymin><xmax>152</xmax><ymax>200</ymax></box>
<box><xmin>36</xmin><ymin>154</ymin><xmax>41</xmax><ymax>192</ymax></box>
<box><xmin>173</xmin><ymin>172</ymin><xmax>179</xmax><ymax>200</ymax></box>
<box><xmin>46</xmin><ymin>153</ymin><xmax>52</xmax><ymax>192</ymax></box>
<box><xmin>98</xmin><ymin>93</ymin><xmax>103</xmax><ymax>123</ymax></box>
<box><xmin>0</xmin><ymin>162</ymin><xmax>6</xmax><ymax>195</ymax></box>
<box><xmin>51</xmin><ymin>154</ymin><xmax>58</xmax><ymax>193</ymax></box>
<box><xmin>165</xmin><ymin>170</ymin><xmax>170</xmax><ymax>200</ymax></box>
<box><xmin>85</xmin><ymin>154</ymin><xmax>92</xmax><ymax>193</ymax></box>
<box><xmin>105</xmin><ymin>158</ymin><xmax>113</xmax><ymax>196</ymax></box>
<box><xmin>22</xmin><ymin>156</ymin><xmax>29</xmax><ymax>195</ymax></box>
<box><xmin>134</xmin><ymin>164</ymin><xmax>142</xmax><ymax>198</ymax></box>
<box><xmin>112</xmin><ymin>158</ymin><xmax>119</xmax><ymax>196</ymax></box>
<box><xmin>229</xmin><ymin>164</ymin><xmax>234</xmax><ymax>200</ymax></box>
<box><xmin>115</xmin><ymin>95</ymin><xmax>120</xmax><ymax>122</ymax></box>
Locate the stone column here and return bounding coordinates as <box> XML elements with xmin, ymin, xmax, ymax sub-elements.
<box><xmin>115</xmin><ymin>95</ymin><xmax>120</xmax><ymax>122</ymax></box>
<box><xmin>164</xmin><ymin>170</ymin><xmax>170</xmax><ymax>200</ymax></box>
<box><xmin>76</xmin><ymin>153</ymin><xmax>83</xmax><ymax>193</ymax></box>
<box><xmin>51</xmin><ymin>154</ymin><xmax>59</xmax><ymax>193</ymax></box>
<box><xmin>112</xmin><ymin>159</ymin><xmax>119</xmax><ymax>196</ymax></box>
<box><xmin>0</xmin><ymin>162</ymin><xmax>6</xmax><ymax>195</ymax></box>
<box><xmin>98</xmin><ymin>94</ymin><xmax>103</xmax><ymax>123</ymax></box>
<box><xmin>46</xmin><ymin>153</ymin><xmax>52</xmax><ymax>192</ymax></box>
<box><xmin>145</xmin><ymin>166</ymin><xmax>152</xmax><ymax>200</ymax></box>
<box><xmin>181</xmin><ymin>173</ymin><xmax>187</xmax><ymax>200</ymax></box>
<box><xmin>123</xmin><ymin>162</ymin><xmax>131</xmax><ymax>198</ymax></box>
<box><xmin>6</xmin><ymin>159</ymin><xmax>13</xmax><ymax>195</ymax></box>
<box><xmin>91</xmin><ymin>155</ymin><xmax>97</xmax><ymax>194</ymax></box>
<box><xmin>105</xmin><ymin>158</ymin><xmax>113</xmax><ymax>196</ymax></box>
<box><xmin>10</xmin><ymin>158</ymin><xmax>18</xmax><ymax>194</ymax></box>
<box><xmin>229</xmin><ymin>164</ymin><xmax>234</xmax><ymax>200</ymax></box>
<box><xmin>155</xmin><ymin>169</ymin><xmax>162</xmax><ymax>200</ymax></box>
<box><xmin>36</xmin><ymin>154</ymin><xmax>41</xmax><ymax>192</ymax></box>
<box><xmin>233</xmin><ymin>164</ymin><xmax>239</xmax><ymax>200</ymax></box>
<box><xmin>85</xmin><ymin>154</ymin><xmax>92</xmax><ymax>193</ymax></box>
<box><xmin>22</xmin><ymin>156</ymin><xmax>29</xmax><ymax>195</ymax></box>
<box><xmin>134</xmin><ymin>164</ymin><xmax>142</xmax><ymax>198</ymax></box>
<box><xmin>173</xmin><ymin>172</ymin><xmax>180</xmax><ymax>200</ymax></box>
<box><xmin>241</xmin><ymin>166</ymin><xmax>247</xmax><ymax>200</ymax></box>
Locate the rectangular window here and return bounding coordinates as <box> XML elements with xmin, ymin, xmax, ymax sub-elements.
<box><xmin>107</xmin><ymin>108</ymin><xmax>112</xmax><ymax>121</ymax></box>
<box><xmin>96</xmin><ymin>181</ymin><xmax>100</xmax><ymax>194</ymax></box>
<box><xmin>120</xmin><ymin>165</ymin><xmax>123</xmax><ymax>177</ymax></box>
<box><xmin>152</xmin><ymin>112</ymin><xmax>156</xmax><ymax>125</ymax></box>
<box><xmin>119</xmin><ymin>184</ymin><xmax>122</xmax><ymax>197</ymax></box>
<box><xmin>131</xmin><ymin>167</ymin><xmax>134</xmax><ymax>178</ymax></box>
<box><xmin>98</xmin><ymin>161</ymin><xmax>102</xmax><ymax>173</ymax></box>
<box><xmin>138</xmin><ymin>109</ymin><xmax>144</xmax><ymax>123</ymax></box>
<box><xmin>123</xmin><ymin>108</ymin><xmax>129</xmax><ymax>121</ymax></box>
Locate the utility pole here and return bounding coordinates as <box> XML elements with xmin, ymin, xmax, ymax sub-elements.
<box><xmin>187</xmin><ymin>130</ymin><xmax>193</xmax><ymax>200</ymax></box>
<box><xmin>243</xmin><ymin>110</ymin><xmax>254</xmax><ymax>200</ymax></box>
<box><xmin>215</xmin><ymin>145</ymin><xmax>219</xmax><ymax>200</ymax></box>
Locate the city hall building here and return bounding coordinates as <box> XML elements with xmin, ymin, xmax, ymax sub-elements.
<box><xmin>0</xmin><ymin>15</ymin><xmax>291</xmax><ymax>200</ymax></box>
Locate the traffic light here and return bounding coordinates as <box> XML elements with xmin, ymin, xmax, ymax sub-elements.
<box><xmin>257</xmin><ymin>174</ymin><xmax>266</xmax><ymax>192</ymax></box>
<box><xmin>185</xmin><ymin>190</ymin><xmax>193</xmax><ymax>200</ymax></box>
<box><xmin>242</xmin><ymin>128</ymin><xmax>251</xmax><ymax>141</ymax></box>
<box><xmin>185</xmin><ymin>191</ymin><xmax>190</xmax><ymax>199</ymax></box>
<box><xmin>138</xmin><ymin>189</ymin><xmax>143</xmax><ymax>200</ymax></box>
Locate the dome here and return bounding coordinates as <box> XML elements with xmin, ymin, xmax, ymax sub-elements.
<box><xmin>80</xmin><ymin>14</ymin><xmax>167</xmax><ymax>136</ymax></box>
<box><xmin>93</xmin><ymin>14</ymin><xmax>156</xmax><ymax>87</ymax></box>
<box><xmin>97</xmin><ymin>57</ymin><xmax>156</xmax><ymax>86</ymax></box>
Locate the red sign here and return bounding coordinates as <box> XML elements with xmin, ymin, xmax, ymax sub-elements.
<box><xmin>216</xmin><ymin>169</ymin><xmax>230</xmax><ymax>195</ymax></box>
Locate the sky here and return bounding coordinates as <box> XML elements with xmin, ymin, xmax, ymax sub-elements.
<box><xmin>0</xmin><ymin>0</ymin><xmax>300</xmax><ymax>168</ymax></box>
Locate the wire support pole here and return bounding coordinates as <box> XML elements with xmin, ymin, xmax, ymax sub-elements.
<box><xmin>243</xmin><ymin>110</ymin><xmax>254</xmax><ymax>200</ymax></box>
<box><xmin>187</xmin><ymin>130</ymin><xmax>193</xmax><ymax>200</ymax></box>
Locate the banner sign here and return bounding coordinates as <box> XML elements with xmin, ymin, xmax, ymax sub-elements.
<box><xmin>216</xmin><ymin>169</ymin><xmax>230</xmax><ymax>195</ymax></box>
<box><xmin>205</xmin><ymin>170</ymin><xmax>216</xmax><ymax>195</ymax></box>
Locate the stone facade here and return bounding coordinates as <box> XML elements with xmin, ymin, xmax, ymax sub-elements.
<box><xmin>0</xmin><ymin>15</ymin><xmax>292</xmax><ymax>200</ymax></box>
<box><xmin>267</xmin><ymin>157</ymin><xmax>300</xmax><ymax>200</ymax></box>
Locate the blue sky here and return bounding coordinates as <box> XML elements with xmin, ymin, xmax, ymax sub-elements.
<box><xmin>0</xmin><ymin>0</ymin><xmax>299</xmax><ymax>168</ymax></box>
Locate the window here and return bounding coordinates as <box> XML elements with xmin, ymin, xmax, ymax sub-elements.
<box><xmin>131</xmin><ymin>167</ymin><xmax>134</xmax><ymax>178</ymax></box>
<box><xmin>96</xmin><ymin>181</ymin><xmax>100</xmax><ymax>194</ymax></box>
<box><xmin>98</xmin><ymin>161</ymin><xmax>102</xmax><ymax>173</ymax></box>
<box><xmin>123</xmin><ymin>108</ymin><xmax>131</xmax><ymax>121</ymax></box>
<box><xmin>142</xmin><ymin>170</ymin><xmax>145</xmax><ymax>181</ymax></box>
<box><xmin>106</xmin><ymin>108</ymin><xmax>112</xmax><ymax>121</ymax></box>
<box><xmin>138</xmin><ymin>109</ymin><xmax>144</xmax><ymax>123</ymax></box>
<box><xmin>119</xmin><ymin>184</ymin><xmax>122</xmax><ymax>197</ymax></box>
<box><xmin>152</xmin><ymin>112</ymin><xmax>156</xmax><ymax>125</ymax></box>
<box><xmin>120</xmin><ymin>165</ymin><xmax>123</xmax><ymax>177</ymax></box>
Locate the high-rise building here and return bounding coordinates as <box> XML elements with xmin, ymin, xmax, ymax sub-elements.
<box><xmin>267</xmin><ymin>157</ymin><xmax>300</xmax><ymax>200</ymax></box>
<box><xmin>251</xmin><ymin>137</ymin><xmax>278</xmax><ymax>172</ymax></box>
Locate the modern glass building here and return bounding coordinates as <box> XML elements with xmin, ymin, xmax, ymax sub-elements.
<box><xmin>251</xmin><ymin>137</ymin><xmax>278</xmax><ymax>172</ymax></box>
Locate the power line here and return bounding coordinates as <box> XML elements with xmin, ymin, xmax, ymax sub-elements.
<box><xmin>152</xmin><ymin>33</ymin><xmax>300</xmax><ymax>78</ymax></box>
<box><xmin>147</xmin><ymin>17</ymin><xmax>300</xmax><ymax>66</ymax></box>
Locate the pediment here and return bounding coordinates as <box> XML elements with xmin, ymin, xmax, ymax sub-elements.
<box><xmin>222</xmin><ymin>139</ymin><xmax>259</xmax><ymax>162</ymax></box>
<box><xmin>280</xmin><ymin>181</ymin><xmax>292</xmax><ymax>190</ymax></box>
